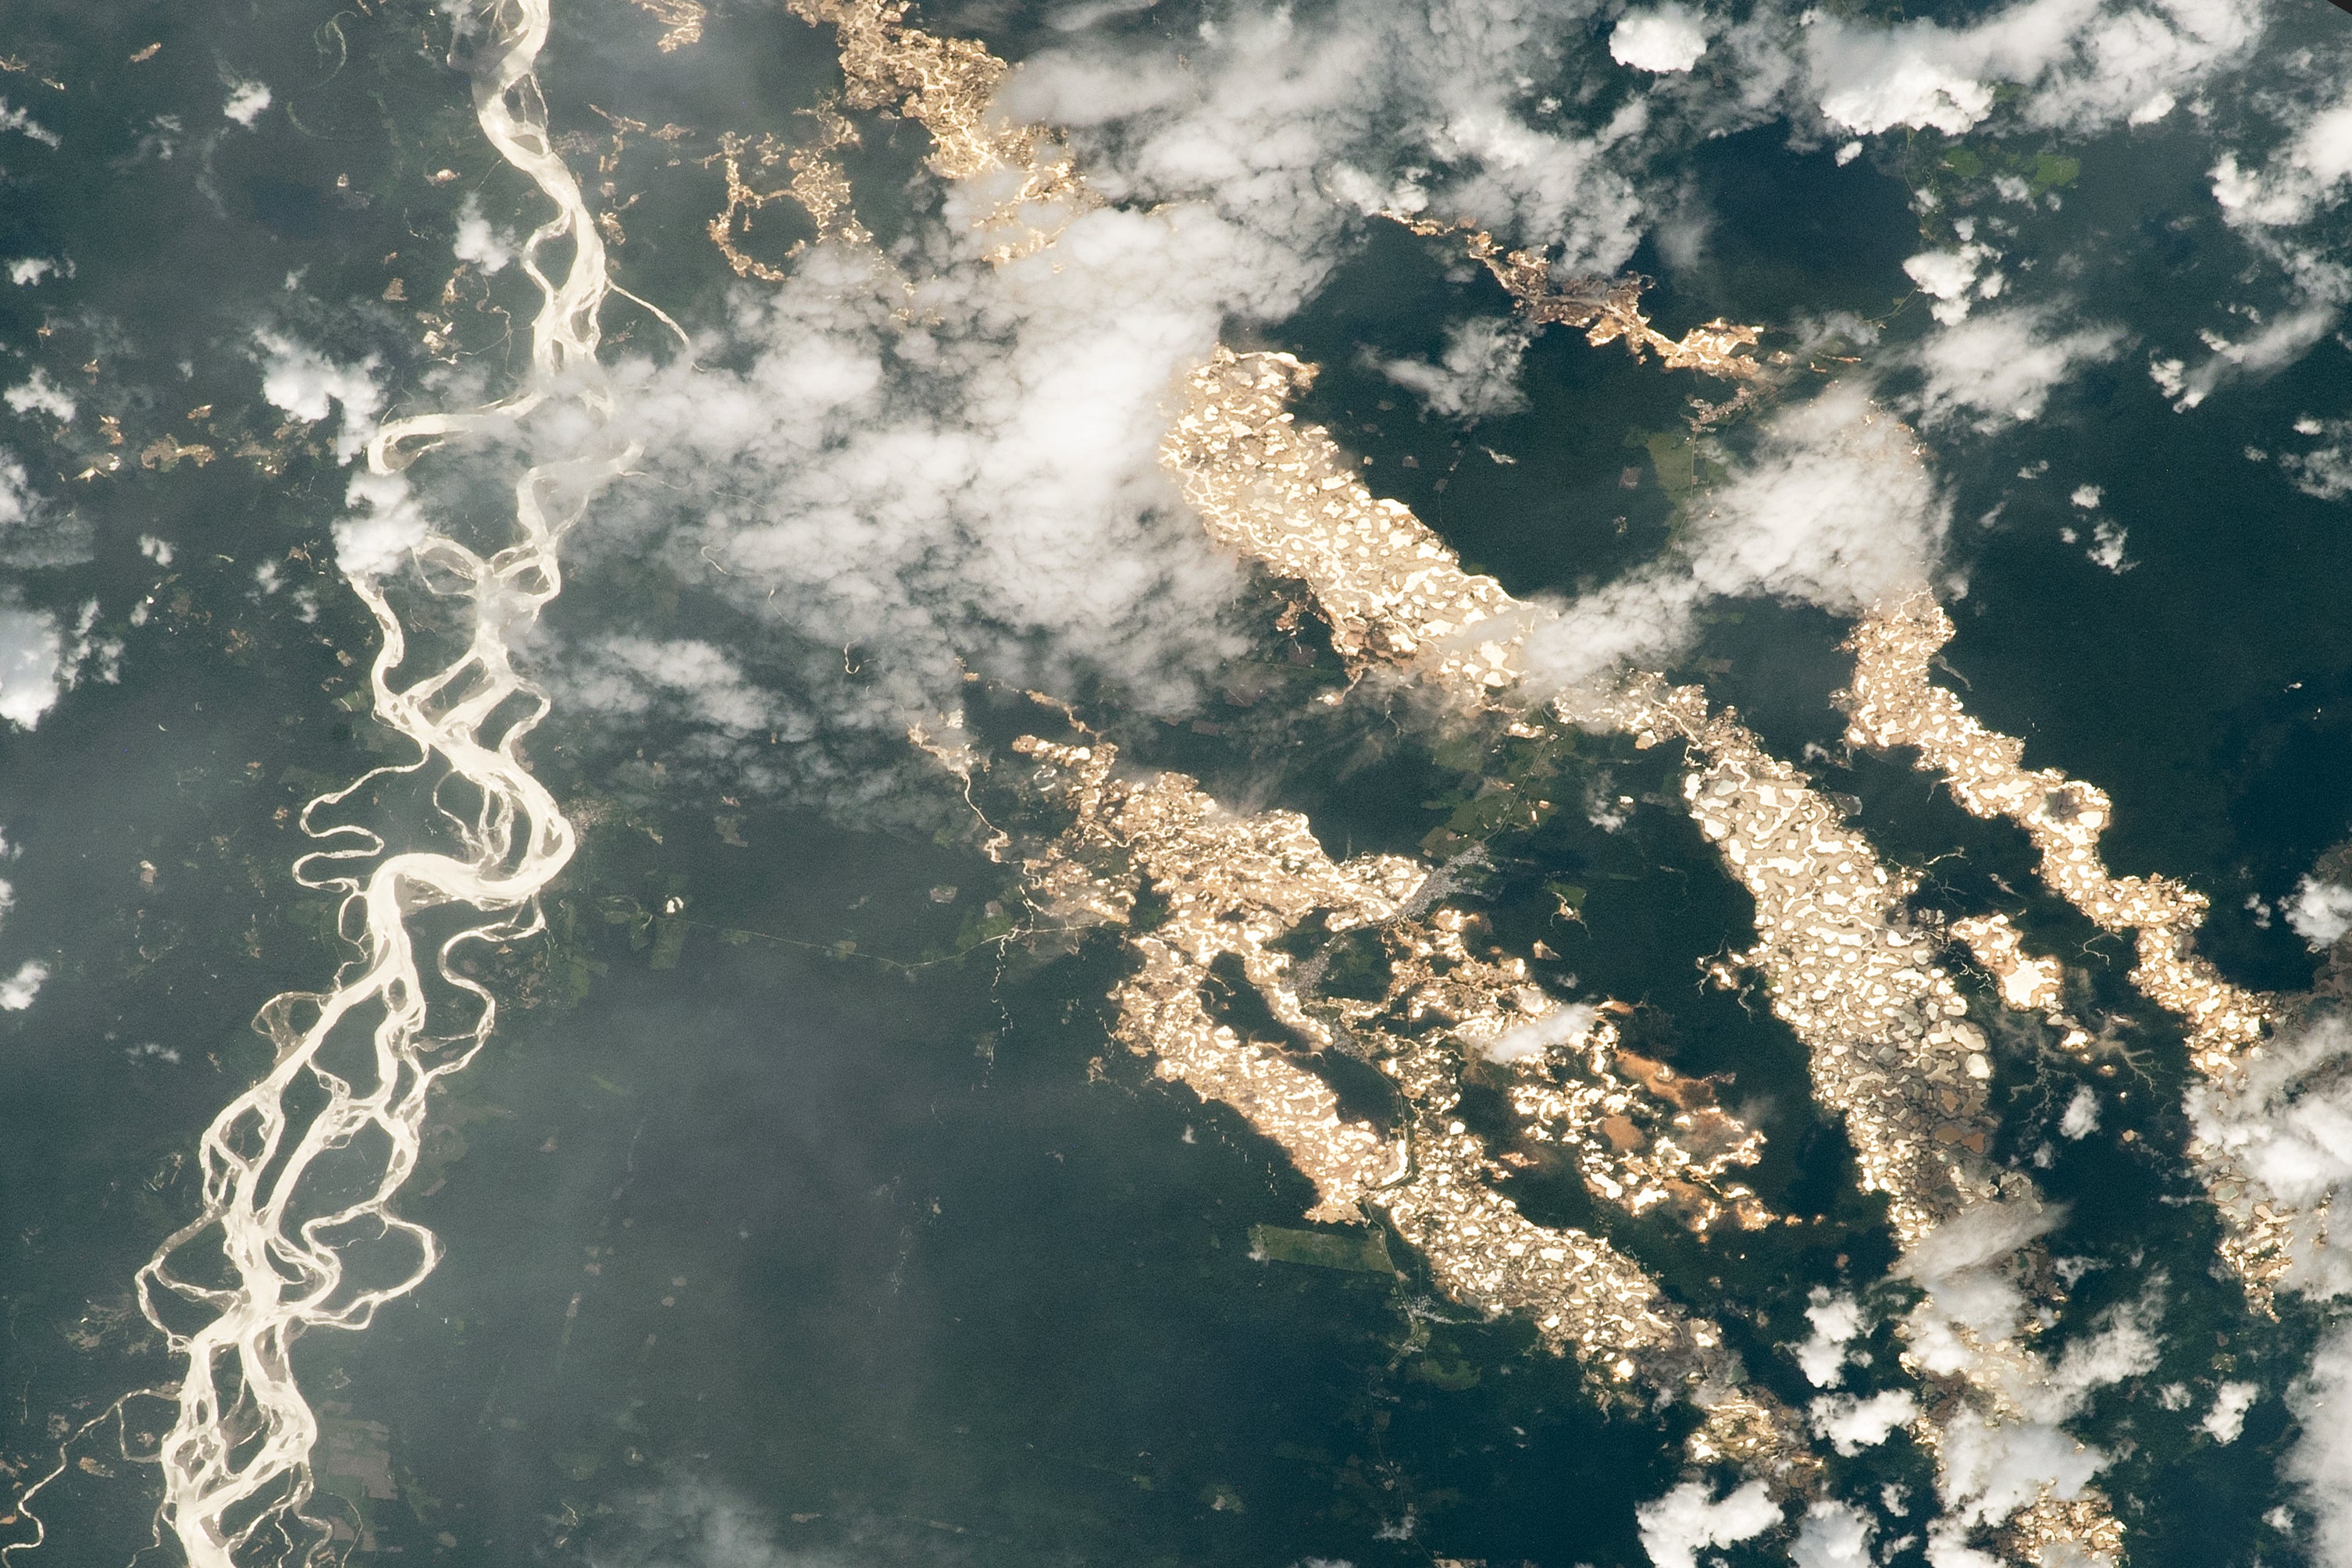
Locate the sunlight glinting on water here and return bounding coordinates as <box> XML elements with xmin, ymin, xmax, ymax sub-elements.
<box><xmin>123</xmin><ymin>4</ymin><xmax>630</xmax><ymax>1560</ymax></box>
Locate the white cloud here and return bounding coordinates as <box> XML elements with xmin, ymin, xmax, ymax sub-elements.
<box><xmin>2290</xmin><ymin>1324</ymin><xmax>2352</xmax><ymax>1566</ymax></box>
<box><xmin>1003</xmin><ymin>0</ymin><xmax>1652</xmax><ymax>267</ymax></box>
<box><xmin>1891</xmin><ymin>1205</ymin><xmax>2159</xmax><ymax>1549</ymax></box>
<box><xmin>479</xmin><ymin>0</ymin><xmax>2265</xmax><ymax>827</ymax></box>
<box><xmin>1903</xmin><ymin>244</ymin><xmax>2003</xmax><ymax>326</ymax></box>
<box><xmin>1908</xmin><ymin>306</ymin><xmax>2122</xmax><ymax>430</ymax></box>
<box><xmin>2038</xmin><ymin>1285</ymin><xmax>2163</xmax><ymax>1414</ymax></box>
<box><xmin>1804</xmin><ymin>7</ymin><xmax>2047</xmax><ymax>137</ymax></box>
<box><xmin>0</xmin><ymin>458</ymin><xmax>41</xmax><ymax>534</ymax></box>
<box><xmin>586</xmin><ymin>1479</ymin><xmax>864</xmax><ymax>1568</ymax></box>
<box><xmin>1369</xmin><ymin>317</ymin><xmax>1530</xmax><ymax>422</ymax></box>
<box><xmin>1612</xmin><ymin>5</ymin><xmax>1709</xmax><ymax>74</ymax></box>
<box><xmin>0</xmin><ymin>606</ymin><xmax>100</xmax><ymax>738</ymax></box>
<box><xmin>1677</xmin><ymin>385</ymin><xmax>1948</xmax><ymax>608</ymax></box>
<box><xmin>2087</xmin><ymin>519</ymin><xmax>2131</xmax><ymax>572</ymax></box>
<box><xmin>2285</xmin><ymin>447</ymin><xmax>2352</xmax><ymax>500</ymax></box>
<box><xmin>0</xmin><ymin>958</ymin><xmax>46</xmax><ymax>1010</ymax></box>
<box><xmin>1934</xmin><ymin>1404</ymin><xmax>2105</xmax><ymax>1535</ymax></box>
<box><xmin>5</xmin><ymin>369</ymin><xmax>76</xmax><ymax>424</ymax></box>
<box><xmin>2186</xmin><ymin>1014</ymin><xmax>2352</xmax><ymax>1299</ymax></box>
<box><xmin>2158</xmin><ymin>305</ymin><xmax>2340</xmax><ymax>411</ymax></box>
<box><xmin>453</xmin><ymin>191</ymin><xmax>515</xmax><ymax>275</ymax></box>
<box><xmin>2212</xmin><ymin>91</ymin><xmax>2352</xmax><ymax>233</ymax></box>
<box><xmin>1923</xmin><ymin>1526</ymin><xmax>2005</xmax><ymax>1568</ymax></box>
<box><xmin>2168</xmin><ymin>1008</ymin><xmax>2352</xmax><ymax>1562</ymax></box>
<box><xmin>1791</xmin><ymin>1288</ymin><xmax>1866</xmax><ymax>1388</ymax></box>
<box><xmin>1802</xmin><ymin>0</ymin><xmax>2261</xmax><ymax>138</ymax></box>
<box><xmin>1479</xmin><ymin>1000</ymin><xmax>1596</xmax><ymax>1064</ymax></box>
<box><xmin>1905</xmin><ymin>248</ymin><xmax>1987</xmax><ymax>304</ymax></box>
<box><xmin>592</xmin><ymin>0</ymin><xmax>1744</xmax><ymax>804</ymax></box>
<box><xmin>2289</xmin><ymin>878</ymin><xmax>2352</xmax><ymax>951</ymax></box>
<box><xmin>2060</xmin><ymin>1085</ymin><xmax>2100</xmax><ymax>1139</ymax></box>
<box><xmin>519</xmin><ymin>0</ymin><xmax>2062</xmax><ymax>809</ymax></box>
<box><xmin>1434</xmin><ymin>100</ymin><xmax>1655</xmax><ymax>266</ymax></box>
<box><xmin>2070</xmin><ymin>483</ymin><xmax>2102</xmax><ymax>508</ymax></box>
<box><xmin>0</xmin><ymin>452</ymin><xmax>85</xmax><ymax>569</ymax></box>
<box><xmin>0</xmin><ymin>604</ymin><xmax>72</xmax><ymax>729</ymax></box>
<box><xmin>1810</xmin><ymin>1388</ymin><xmax>1919</xmax><ymax>1455</ymax></box>
<box><xmin>565</xmin><ymin>638</ymin><xmax>780</xmax><ymax>736</ymax></box>
<box><xmin>2283</xmin><ymin>415</ymin><xmax>2352</xmax><ymax>500</ymax></box>
<box><xmin>1790</xmin><ymin>1499</ymin><xmax>1875</xmax><ymax>1568</ymax></box>
<box><xmin>2204</xmin><ymin>1380</ymin><xmax>2258</xmax><ymax>1444</ymax></box>
<box><xmin>8</xmin><ymin>258</ymin><xmax>53</xmax><ymax>287</ymax></box>
<box><xmin>255</xmin><ymin>331</ymin><xmax>383</xmax><ymax>463</ymax></box>
<box><xmin>2150</xmin><ymin>71</ymin><xmax>2352</xmax><ymax>407</ymax></box>
<box><xmin>557</xmin><ymin>0</ymin><xmax>1719</xmax><ymax>807</ymax></box>
<box><xmin>1521</xmin><ymin>381</ymin><xmax>1947</xmax><ymax>690</ymax></box>
<box><xmin>1921</xmin><ymin>1289</ymin><xmax>2159</xmax><ymax>1558</ymax></box>
<box><xmin>1327</xmin><ymin>162</ymin><xmax>1431</xmax><ymax>220</ymax></box>
<box><xmin>1634</xmin><ymin>1478</ymin><xmax>1782</xmax><ymax>1568</ymax></box>
<box><xmin>1520</xmin><ymin>568</ymin><xmax>1706</xmax><ymax>690</ymax></box>
<box><xmin>577</xmin><ymin>212</ymin><xmax>1266</xmax><ymax>802</ymax></box>
<box><xmin>0</xmin><ymin>98</ymin><xmax>60</xmax><ymax>150</ymax></box>
<box><xmin>222</xmin><ymin>80</ymin><xmax>271</xmax><ymax>127</ymax></box>
<box><xmin>334</xmin><ymin>470</ymin><xmax>431</xmax><ymax>581</ymax></box>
